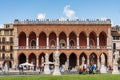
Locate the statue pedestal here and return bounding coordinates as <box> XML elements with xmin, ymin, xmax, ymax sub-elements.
<box><xmin>44</xmin><ymin>63</ymin><xmax>51</xmax><ymax>74</ymax></box>
<box><xmin>100</xmin><ymin>65</ymin><xmax>107</xmax><ymax>73</ymax></box>
<box><xmin>112</xmin><ymin>63</ymin><xmax>119</xmax><ymax>74</ymax></box>
<box><xmin>53</xmin><ymin>64</ymin><xmax>61</xmax><ymax>75</ymax></box>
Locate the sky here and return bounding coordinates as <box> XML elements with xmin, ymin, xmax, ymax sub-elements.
<box><xmin>0</xmin><ymin>0</ymin><xmax>120</xmax><ymax>27</ymax></box>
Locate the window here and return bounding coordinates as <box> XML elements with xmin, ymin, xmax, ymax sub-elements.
<box><xmin>4</xmin><ymin>30</ymin><xmax>9</xmax><ymax>35</ymax></box>
<box><xmin>10</xmin><ymin>53</ymin><xmax>13</xmax><ymax>59</ymax></box>
<box><xmin>2</xmin><ymin>46</ymin><xmax>5</xmax><ymax>51</ymax></box>
<box><xmin>2</xmin><ymin>53</ymin><xmax>5</xmax><ymax>59</ymax></box>
<box><xmin>113</xmin><ymin>43</ymin><xmax>116</xmax><ymax>50</ymax></box>
<box><xmin>10</xmin><ymin>46</ymin><xmax>13</xmax><ymax>51</ymax></box>
<box><xmin>2</xmin><ymin>37</ymin><xmax>5</xmax><ymax>43</ymax></box>
<box><xmin>10</xmin><ymin>37</ymin><xmax>13</xmax><ymax>43</ymax></box>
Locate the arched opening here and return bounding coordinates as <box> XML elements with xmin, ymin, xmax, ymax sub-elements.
<box><xmin>89</xmin><ymin>53</ymin><xmax>97</xmax><ymax>66</ymax></box>
<box><xmin>31</xmin><ymin>40</ymin><xmax>36</xmax><ymax>46</ymax></box>
<box><xmin>99</xmin><ymin>32</ymin><xmax>107</xmax><ymax>46</ymax></box>
<box><xmin>59</xmin><ymin>53</ymin><xmax>67</xmax><ymax>66</ymax></box>
<box><xmin>59</xmin><ymin>40</ymin><xmax>66</xmax><ymax>48</ymax></box>
<box><xmin>79</xmin><ymin>32</ymin><xmax>87</xmax><ymax>46</ymax></box>
<box><xmin>69</xmin><ymin>32</ymin><xmax>77</xmax><ymax>47</ymax></box>
<box><xmin>18</xmin><ymin>53</ymin><xmax>26</xmax><ymax>64</ymax></box>
<box><xmin>39</xmin><ymin>53</ymin><xmax>45</xmax><ymax>67</ymax></box>
<box><xmin>69</xmin><ymin>40</ymin><xmax>75</xmax><ymax>46</ymax></box>
<box><xmin>79</xmin><ymin>53</ymin><xmax>87</xmax><ymax>65</ymax></box>
<box><xmin>29</xmin><ymin>32</ymin><xmax>36</xmax><ymax>46</ymax></box>
<box><xmin>59</xmin><ymin>32</ymin><xmax>67</xmax><ymax>48</ymax></box>
<box><xmin>19</xmin><ymin>32</ymin><xmax>26</xmax><ymax>46</ymax></box>
<box><xmin>69</xmin><ymin>53</ymin><xmax>77</xmax><ymax>68</ymax></box>
<box><xmin>39</xmin><ymin>32</ymin><xmax>46</xmax><ymax>46</ymax></box>
<box><xmin>49</xmin><ymin>53</ymin><xmax>53</xmax><ymax>62</ymax></box>
<box><xmin>89</xmin><ymin>32</ymin><xmax>97</xmax><ymax>46</ymax></box>
<box><xmin>99</xmin><ymin>53</ymin><xmax>108</xmax><ymax>66</ymax></box>
<box><xmin>3</xmin><ymin>61</ymin><xmax>12</xmax><ymax>68</ymax></box>
<box><xmin>49</xmin><ymin>32</ymin><xmax>56</xmax><ymax>47</ymax></box>
<box><xmin>29</xmin><ymin>53</ymin><xmax>36</xmax><ymax>66</ymax></box>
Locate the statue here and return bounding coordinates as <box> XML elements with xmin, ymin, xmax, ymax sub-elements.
<box><xmin>44</xmin><ymin>53</ymin><xmax>51</xmax><ymax>74</ymax></box>
<box><xmin>82</xmin><ymin>56</ymin><xmax>85</xmax><ymax>65</ymax></box>
<box><xmin>53</xmin><ymin>50</ymin><xmax>60</xmax><ymax>65</ymax></box>
<box><xmin>112</xmin><ymin>50</ymin><xmax>120</xmax><ymax>74</ymax></box>
<box><xmin>45</xmin><ymin>53</ymin><xmax>49</xmax><ymax>63</ymax></box>
<box><xmin>101</xmin><ymin>53</ymin><xmax>105</xmax><ymax>65</ymax></box>
<box><xmin>100</xmin><ymin>53</ymin><xmax>107</xmax><ymax>73</ymax></box>
<box><xmin>53</xmin><ymin>50</ymin><xmax>61</xmax><ymax>75</ymax></box>
<box><xmin>114</xmin><ymin>50</ymin><xmax>119</xmax><ymax>64</ymax></box>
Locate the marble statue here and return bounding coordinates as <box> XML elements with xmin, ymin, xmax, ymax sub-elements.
<box><xmin>82</xmin><ymin>56</ymin><xmax>85</xmax><ymax>66</ymax></box>
<box><xmin>112</xmin><ymin>50</ymin><xmax>120</xmax><ymax>74</ymax></box>
<box><xmin>101</xmin><ymin>53</ymin><xmax>105</xmax><ymax>65</ymax></box>
<box><xmin>100</xmin><ymin>53</ymin><xmax>107</xmax><ymax>73</ymax></box>
<box><xmin>44</xmin><ymin>53</ymin><xmax>51</xmax><ymax>74</ymax></box>
<box><xmin>53</xmin><ymin>50</ymin><xmax>61</xmax><ymax>75</ymax></box>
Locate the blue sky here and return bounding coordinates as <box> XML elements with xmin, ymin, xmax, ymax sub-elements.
<box><xmin>0</xmin><ymin>0</ymin><xmax>120</xmax><ymax>27</ymax></box>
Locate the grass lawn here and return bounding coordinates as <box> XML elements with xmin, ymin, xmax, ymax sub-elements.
<box><xmin>0</xmin><ymin>74</ymin><xmax>120</xmax><ymax>80</ymax></box>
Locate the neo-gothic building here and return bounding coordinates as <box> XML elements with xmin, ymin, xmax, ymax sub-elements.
<box><xmin>12</xmin><ymin>19</ymin><xmax>112</xmax><ymax>69</ymax></box>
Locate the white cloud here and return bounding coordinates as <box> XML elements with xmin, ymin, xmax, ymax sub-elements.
<box><xmin>0</xmin><ymin>24</ymin><xmax>3</xmax><ymax>28</ymax></box>
<box><xmin>63</xmin><ymin>5</ymin><xmax>77</xmax><ymax>19</ymax></box>
<box><xmin>37</xmin><ymin>13</ymin><xmax>46</xmax><ymax>20</ymax></box>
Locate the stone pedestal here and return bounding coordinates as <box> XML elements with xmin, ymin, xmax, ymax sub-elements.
<box><xmin>44</xmin><ymin>63</ymin><xmax>50</xmax><ymax>74</ymax></box>
<box><xmin>112</xmin><ymin>63</ymin><xmax>119</xmax><ymax>74</ymax></box>
<box><xmin>53</xmin><ymin>65</ymin><xmax>61</xmax><ymax>75</ymax></box>
<box><xmin>100</xmin><ymin>65</ymin><xmax>107</xmax><ymax>73</ymax></box>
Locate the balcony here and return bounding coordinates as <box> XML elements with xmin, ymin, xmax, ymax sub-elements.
<box><xmin>0</xmin><ymin>57</ymin><xmax>13</xmax><ymax>60</ymax></box>
<box><xmin>0</xmin><ymin>41</ymin><xmax>13</xmax><ymax>44</ymax></box>
<box><xmin>15</xmin><ymin>46</ymin><xmax>108</xmax><ymax>50</ymax></box>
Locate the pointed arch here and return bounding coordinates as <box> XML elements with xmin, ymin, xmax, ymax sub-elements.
<box><xmin>18</xmin><ymin>32</ymin><xmax>26</xmax><ymax>46</ymax></box>
<box><xmin>39</xmin><ymin>32</ymin><xmax>47</xmax><ymax>46</ymax></box>
<box><xmin>29</xmin><ymin>32</ymin><xmax>36</xmax><ymax>46</ymax></box>
<box><xmin>69</xmin><ymin>53</ymin><xmax>77</xmax><ymax>68</ymax></box>
<box><xmin>18</xmin><ymin>53</ymin><xmax>26</xmax><ymax>64</ymax></box>
<box><xmin>49</xmin><ymin>32</ymin><xmax>57</xmax><ymax>47</ymax></box>
<box><xmin>39</xmin><ymin>52</ymin><xmax>45</xmax><ymax>66</ymax></box>
<box><xmin>99</xmin><ymin>31</ymin><xmax>107</xmax><ymax>46</ymax></box>
<box><xmin>29</xmin><ymin>53</ymin><xmax>36</xmax><ymax>66</ymax></box>
<box><xmin>89</xmin><ymin>53</ymin><xmax>97</xmax><ymax>66</ymax></box>
<box><xmin>69</xmin><ymin>32</ymin><xmax>77</xmax><ymax>47</ymax></box>
<box><xmin>79</xmin><ymin>31</ymin><xmax>87</xmax><ymax>46</ymax></box>
<box><xmin>79</xmin><ymin>52</ymin><xmax>87</xmax><ymax>65</ymax></box>
<box><xmin>99</xmin><ymin>53</ymin><xmax>108</xmax><ymax>66</ymax></box>
<box><xmin>59</xmin><ymin>53</ymin><xmax>67</xmax><ymax>66</ymax></box>
<box><xmin>89</xmin><ymin>31</ymin><xmax>97</xmax><ymax>46</ymax></box>
<box><xmin>59</xmin><ymin>32</ymin><xmax>67</xmax><ymax>48</ymax></box>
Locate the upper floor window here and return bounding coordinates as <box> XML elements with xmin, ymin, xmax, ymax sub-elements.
<box><xmin>4</xmin><ymin>30</ymin><xmax>9</xmax><ymax>35</ymax></box>
<box><xmin>10</xmin><ymin>37</ymin><xmax>13</xmax><ymax>43</ymax></box>
<box><xmin>2</xmin><ymin>37</ymin><xmax>5</xmax><ymax>43</ymax></box>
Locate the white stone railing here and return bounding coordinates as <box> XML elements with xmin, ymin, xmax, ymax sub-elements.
<box><xmin>14</xmin><ymin>19</ymin><xmax>111</xmax><ymax>25</ymax></box>
<box><xmin>16</xmin><ymin>46</ymin><xmax>108</xmax><ymax>49</ymax></box>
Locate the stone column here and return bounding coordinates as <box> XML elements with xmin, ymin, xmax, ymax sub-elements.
<box><xmin>46</xmin><ymin>37</ymin><xmax>49</xmax><ymax>49</ymax></box>
<box><xmin>67</xmin><ymin>37</ymin><xmax>69</xmax><ymax>49</ymax></box>
<box><xmin>57</xmin><ymin>37</ymin><xmax>59</xmax><ymax>49</ymax></box>
<box><xmin>97</xmin><ymin>37</ymin><xmax>100</xmax><ymax>49</ymax></box>
<box><xmin>87</xmin><ymin>58</ymin><xmax>89</xmax><ymax>65</ymax></box>
<box><xmin>87</xmin><ymin>37</ymin><xmax>90</xmax><ymax>49</ymax></box>
<box><xmin>36</xmin><ymin>37</ymin><xmax>39</xmax><ymax>49</ymax></box>
<box><xmin>26</xmin><ymin>37</ymin><xmax>29</xmax><ymax>49</ymax></box>
<box><xmin>77</xmin><ymin>36</ymin><xmax>79</xmax><ymax>49</ymax></box>
<box><xmin>36</xmin><ymin>58</ymin><xmax>39</xmax><ymax>67</ymax></box>
<box><xmin>16</xmin><ymin>37</ymin><xmax>19</xmax><ymax>49</ymax></box>
<box><xmin>77</xmin><ymin>57</ymin><xmax>79</xmax><ymax>66</ymax></box>
<box><xmin>97</xmin><ymin>58</ymin><xmax>100</xmax><ymax>69</ymax></box>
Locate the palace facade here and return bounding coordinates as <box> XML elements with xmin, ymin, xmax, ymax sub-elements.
<box><xmin>12</xmin><ymin>19</ymin><xmax>112</xmax><ymax>69</ymax></box>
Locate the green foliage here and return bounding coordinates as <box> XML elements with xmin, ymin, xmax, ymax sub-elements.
<box><xmin>0</xmin><ymin>74</ymin><xmax>120</xmax><ymax>80</ymax></box>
